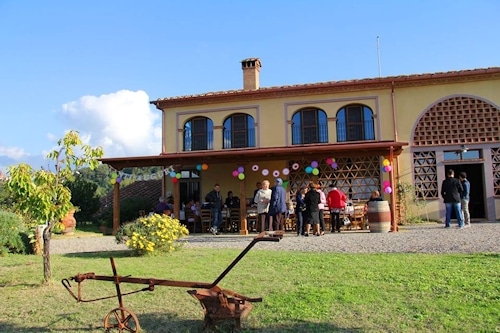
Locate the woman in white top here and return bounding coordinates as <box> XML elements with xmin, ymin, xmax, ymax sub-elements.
<box><xmin>254</xmin><ymin>179</ymin><xmax>272</xmax><ymax>232</ymax></box>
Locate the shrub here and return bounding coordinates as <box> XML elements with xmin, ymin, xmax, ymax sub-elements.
<box><xmin>0</xmin><ymin>210</ymin><xmax>28</xmax><ymax>255</ymax></box>
<box><xmin>115</xmin><ymin>214</ymin><xmax>189</xmax><ymax>256</ymax></box>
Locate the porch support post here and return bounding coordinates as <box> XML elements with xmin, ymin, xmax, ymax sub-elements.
<box><xmin>112</xmin><ymin>182</ymin><xmax>120</xmax><ymax>235</ymax></box>
<box><xmin>239</xmin><ymin>176</ymin><xmax>249</xmax><ymax>235</ymax></box>
<box><xmin>389</xmin><ymin>146</ymin><xmax>398</xmax><ymax>232</ymax></box>
<box><xmin>173</xmin><ymin>174</ymin><xmax>180</xmax><ymax>220</ymax></box>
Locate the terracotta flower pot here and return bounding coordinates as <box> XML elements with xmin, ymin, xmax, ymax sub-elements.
<box><xmin>61</xmin><ymin>209</ymin><xmax>77</xmax><ymax>235</ymax></box>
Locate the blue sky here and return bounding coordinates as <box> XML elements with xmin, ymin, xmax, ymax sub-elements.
<box><xmin>1</xmin><ymin>0</ymin><xmax>499</xmax><ymax>171</ymax></box>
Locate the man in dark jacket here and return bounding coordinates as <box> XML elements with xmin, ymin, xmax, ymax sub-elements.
<box><xmin>205</xmin><ymin>184</ymin><xmax>223</xmax><ymax>234</ymax></box>
<box><xmin>268</xmin><ymin>178</ymin><xmax>287</xmax><ymax>231</ymax></box>
<box><xmin>440</xmin><ymin>169</ymin><xmax>464</xmax><ymax>228</ymax></box>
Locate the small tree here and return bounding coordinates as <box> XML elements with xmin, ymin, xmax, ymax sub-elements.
<box><xmin>7</xmin><ymin>131</ymin><xmax>103</xmax><ymax>282</ymax></box>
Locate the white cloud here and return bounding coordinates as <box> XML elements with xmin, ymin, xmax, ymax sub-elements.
<box><xmin>60</xmin><ymin>90</ymin><xmax>161</xmax><ymax>158</ymax></box>
<box><xmin>0</xmin><ymin>146</ymin><xmax>29</xmax><ymax>160</ymax></box>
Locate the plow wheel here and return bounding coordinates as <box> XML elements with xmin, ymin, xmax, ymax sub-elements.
<box><xmin>104</xmin><ymin>307</ymin><xmax>140</xmax><ymax>333</ymax></box>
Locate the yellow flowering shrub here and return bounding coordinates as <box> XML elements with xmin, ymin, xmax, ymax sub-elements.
<box><xmin>115</xmin><ymin>214</ymin><xmax>189</xmax><ymax>256</ymax></box>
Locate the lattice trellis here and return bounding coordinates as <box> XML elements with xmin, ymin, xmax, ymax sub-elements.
<box><xmin>413</xmin><ymin>96</ymin><xmax>500</xmax><ymax>146</ymax></box>
<box><xmin>287</xmin><ymin>156</ymin><xmax>381</xmax><ymax>203</ymax></box>
<box><xmin>491</xmin><ymin>148</ymin><xmax>500</xmax><ymax>196</ymax></box>
<box><xmin>412</xmin><ymin>151</ymin><xmax>438</xmax><ymax>199</ymax></box>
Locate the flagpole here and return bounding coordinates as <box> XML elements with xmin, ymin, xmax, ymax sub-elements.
<box><xmin>377</xmin><ymin>36</ymin><xmax>382</xmax><ymax>78</ymax></box>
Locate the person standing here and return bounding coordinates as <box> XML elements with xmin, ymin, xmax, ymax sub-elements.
<box><xmin>252</xmin><ymin>181</ymin><xmax>262</xmax><ymax>206</ymax></box>
<box><xmin>459</xmin><ymin>172</ymin><xmax>471</xmax><ymax>227</ymax></box>
<box><xmin>440</xmin><ymin>169</ymin><xmax>464</xmax><ymax>228</ymax></box>
<box><xmin>254</xmin><ymin>179</ymin><xmax>272</xmax><ymax>232</ymax></box>
<box><xmin>205</xmin><ymin>184</ymin><xmax>223</xmax><ymax>235</ymax></box>
<box><xmin>268</xmin><ymin>178</ymin><xmax>287</xmax><ymax>231</ymax></box>
<box><xmin>304</xmin><ymin>182</ymin><xmax>320</xmax><ymax>236</ymax></box>
<box><xmin>327</xmin><ymin>184</ymin><xmax>347</xmax><ymax>233</ymax></box>
<box><xmin>316</xmin><ymin>184</ymin><xmax>327</xmax><ymax>236</ymax></box>
<box><xmin>295</xmin><ymin>186</ymin><xmax>308</xmax><ymax>236</ymax></box>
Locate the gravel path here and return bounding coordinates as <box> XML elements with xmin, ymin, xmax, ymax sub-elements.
<box><xmin>50</xmin><ymin>222</ymin><xmax>500</xmax><ymax>254</ymax></box>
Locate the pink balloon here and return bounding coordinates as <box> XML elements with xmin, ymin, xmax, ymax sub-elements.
<box><xmin>232</xmin><ymin>170</ymin><xmax>239</xmax><ymax>177</ymax></box>
<box><xmin>383</xmin><ymin>180</ymin><xmax>390</xmax><ymax>188</ymax></box>
<box><xmin>385</xmin><ymin>165</ymin><xmax>392</xmax><ymax>172</ymax></box>
<box><xmin>326</xmin><ymin>157</ymin><xmax>333</xmax><ymax>164</ymax></box>
<box><xmin>385</xmin><ymin>186</ymin><xmax>392</xmax><ymax>194</ymax></box>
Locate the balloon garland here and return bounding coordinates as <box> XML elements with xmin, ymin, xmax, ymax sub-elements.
<box><xmin>382</xmin><ymin>159</ymin><xmax>392</xmax><ymax>193</ymax></box>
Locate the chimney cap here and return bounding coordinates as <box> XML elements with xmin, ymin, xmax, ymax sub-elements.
<box><xmin>241</xmin><ymin>58</ymin><xmax>261</xmax><ymax>67</ymax></box>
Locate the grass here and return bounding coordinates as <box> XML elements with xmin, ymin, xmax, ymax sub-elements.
<box><xmin>0</xmin><ymin>245</ymin><xmax>499</xmax><ymax>332</ymax></box>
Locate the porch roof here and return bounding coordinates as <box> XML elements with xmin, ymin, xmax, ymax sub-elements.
<box><xmin>100</xmin><ymin>140</ymin><xmax>408</xmax><ymax>170</ymax></box>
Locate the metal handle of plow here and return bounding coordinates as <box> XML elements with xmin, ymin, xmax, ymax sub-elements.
<box><xmin>210</xmin><ymin>230</ymin><xmax>283</xmax><ymax>287</ymax></box>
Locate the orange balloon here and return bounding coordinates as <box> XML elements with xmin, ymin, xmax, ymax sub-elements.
<box><xmin>202</xmin><ymin>163</ymin><xmax>209</xmax><ymax>170</ymax></box>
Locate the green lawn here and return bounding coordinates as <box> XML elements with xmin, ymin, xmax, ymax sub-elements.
<box><xmin>0</xmin><ymin>247</ymin><xmax>499</xmax><ymax>332</ymax></box>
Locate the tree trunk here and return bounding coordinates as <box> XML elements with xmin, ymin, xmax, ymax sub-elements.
<box><xmin>42</xmin><ymin>224</ymin><xmax>52</xmax><ymax>282</ymax></box>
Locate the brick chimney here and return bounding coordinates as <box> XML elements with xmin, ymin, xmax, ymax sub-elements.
<box><xmin>241</xmin><ymin>58</ymin><xmax>261</xmax><ymax>90</ymax></box>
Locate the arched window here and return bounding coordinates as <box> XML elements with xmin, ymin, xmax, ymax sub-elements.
<box><xmin>223</xmin><ymin>113</ymin><xmax>255</xmax><ymax>148</ymax></box>
<box><xmin>183</xmin><ymin>117</ymin><xmax>213</xmax><ymax>151</ymax></box>
<box><xmin>336</xmin><ymin>104</ymin><xmax>375</xmax><ymax>142</ymax></box>
<box><xmin>291</xmin><ymin>108</ymin><xmax>328</xmax><ymax>145</ymax></box>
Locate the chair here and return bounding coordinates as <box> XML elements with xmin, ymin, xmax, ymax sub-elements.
<box><xmin>349</xmin><ymin>205</ymin><xmax>366</xmax><ymax>230</ymax></box>
<box><xmin>184</xmin><ymin>209</ymin><xmax>199</xmax><ymax>233</ymax></box>
<box><xmin>246</xmin><ymin>208</ymin><xmax>258</xmax><ymax>232</ymax></box>
<box><xmin>229</xmin><ymin>208</ymin><xmax>240</xmax><ymax>232</ymax></box>
<box><xmin>200</xmin><ymin>209</ymin><xmax>212</xmax><ymax>233</ymax></box>
<box><xmin>322</xmin><ymin>210</ymin><xmax>331</xmax><ymax>232</ymax></box>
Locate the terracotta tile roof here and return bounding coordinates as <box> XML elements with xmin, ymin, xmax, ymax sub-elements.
<box><xmin>98</xmin><ymin>179</ymin><xmax>162</xmax><ymax>215</ymax></box>
<box><xmin>151</xmin><ymin>67</ymin><xmax>500</xmax><ymax>108</ymax></box>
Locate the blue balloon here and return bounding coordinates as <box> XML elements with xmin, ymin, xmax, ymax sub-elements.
<box><xmin>305</xmin><ymin>166</ymin><xmax>313</xmax><ymax>174</ymax></box>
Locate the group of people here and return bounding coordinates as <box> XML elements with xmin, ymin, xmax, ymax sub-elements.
<box><xmin>160</xmin><ymin>169</ymin><xmax>471</xmax><ymax>235</ymax></box>
<box><xmin>204</xmin><ymin>179</ymin><xmax>288</xmax><ymax>235</ymax></box>
<box><xmin>253</xmin><ymin>179</ymin><xmax>288</xmax><ymax>233</ymax></box>
<box><xmin>441</xmin><ymin>169</ymin><xmax>471</xmax><ymax>228</ymax></box>
<box><xmin>295</xmin><ymin>184</ymin><xmax>384</xmax><ymax>236</ymax></box>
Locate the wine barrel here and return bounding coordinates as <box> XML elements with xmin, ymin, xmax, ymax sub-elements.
<box><xmin>367</xmin><ymin>201</ymin><xmax>391</xmax><ymax>233</ymax></box>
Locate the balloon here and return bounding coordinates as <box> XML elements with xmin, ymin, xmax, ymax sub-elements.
<box><xmin>202</xmin><ymin>163</ymin><xmax>208</xmax><ymax>170</ymax></box>
<box><xmin>282</xmin><ymin>168</ymin><xmax>290</xmax><ymax>175</ymax></box>
<box><xmin>383</xmin><ymin>180</ymin><xmax>390</xmax><ymax>188</ymax></box>
<box><xmin>262</xmin><ymin>169</ymin><xmax>269</xmax><ymax>176</ymax></box>
<box><xmin>331</xmin><ymin>162</ymin><xmax>338</xmax><ymax>169</ymax></box>
<box><xmin>272</xmin><ymin>170</ymin><xmax>280</xmax><ymax>177</ymax></box>
<box><xmin>110</xmin><ymin>178</ymin><xmax>116</xmax><ymax>185</ymax></box>
<box><xmin>383</xmin><ymin>159</ymin><xmax>390</xmax><ymax>166</ymax></box>
<box><xmin>238</xmin><ymin>173</ymin><xmax>245</xmax><ymax>180</ymax></box>
<box><xmin>305</xmin><ymin>166</ymin><xmax>313</xmax><ymax>174</ymax></box>
<box><xmin>171</xmin><ymin>177</ymin><xmax>178</xmax><ymax>183</ymax></box>
<box><xmin>312</xmin><ymin>168</ymin><xmax>319</xmax><ymax>175</ymax></box>
<box><xmin>237</xmin><ymin>166</ymin><xmax>244</xmax><ymax>173</ymax></box>
<box><xmin>196</xmin><ymin>164</ymin><xmax>202</xmax><ymax>171</ymax></box>
<box><xmin>385</xmin><ymin>165</ymin><xmax>392</xmax><ymax>172</ymax></box>
<box><xmin>326</xmin><ymin>157</ymin><xmax>333</xmax><ymax>164</ymax></box>
<box><xmin>169</xmin><ymin>171</ymin><xmax>176</xmax><ymax>178</ymax></box>
<box><xmin>292</xmin><ymin>163</ymin><xmax>300</xmax><ymax>170</ymax></box>
<box><xmin>385</xmin><ymin>186</ymin><xmax>392</xmax><ymax>194</ymax></box>
<box><xmin>111</xmin><ymin>172</ymin><xmax>118</xmax><ymax>179</ymax></box>
<box><xmin>311</xmin><ymin>160</ymin><xmax>318</xmax><ymax>168</ymax></box>
<box><xmin>232</xmin><ymin>170</ymin><xmax>239</xmax><ymax>177</ymax></box>
<box><xmin>175</xmin><ymin>173</ymin><xmax>182</xmax><ymax>179</ymax></box>
<box><xmin>116</xmin><ymin>177</ymin><xmax>121</xmax><ymax>184</ymax></box>
<box><xmin>252</xmin><ymin>164</ymin><xmax>259</xmax><ymax>171</ymax></box>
